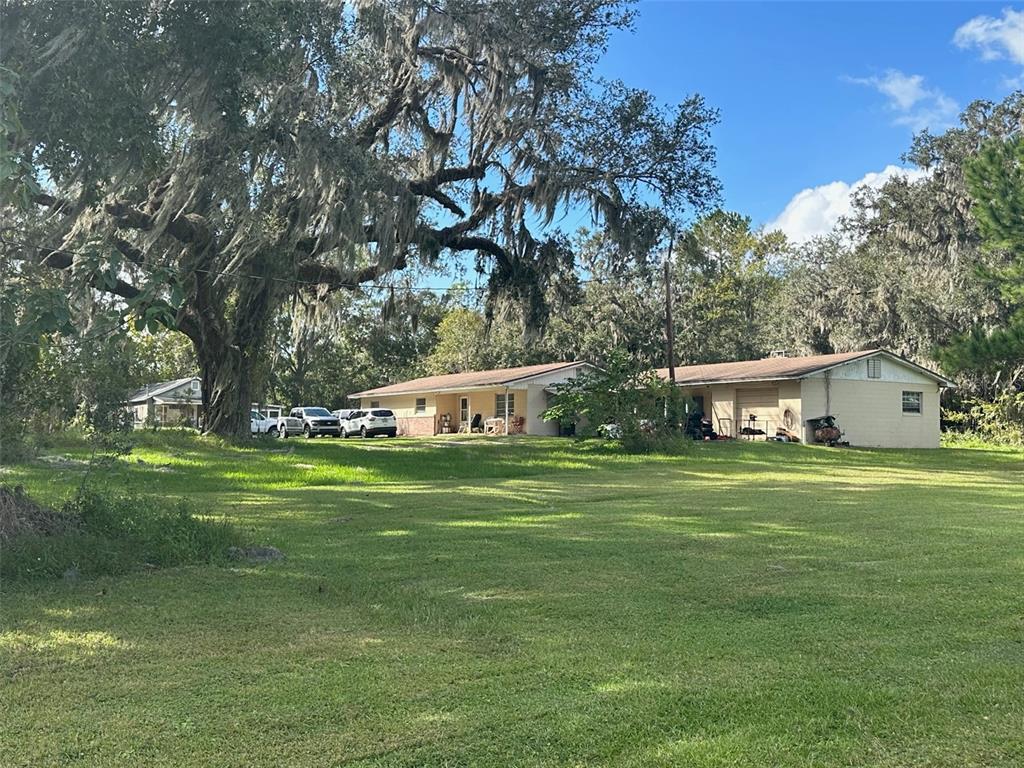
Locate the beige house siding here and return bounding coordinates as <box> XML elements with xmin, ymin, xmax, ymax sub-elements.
<box><xmin>778</xmin><ymin>379</ymin><xmax>802</xmax><ymax>433</ymax></box>
<box><xmin>525</xmin><ymin>384</ymin><xmax>558</xmax><ymax>435</ymax></box>
<box><xmin>365</xmin><ymin>386</ymin><xmax>530</xmax><ymax>435</ymax></box>
<box><xmin>675</xmin><ymin>355</ymin><xmax>943</xmax><ymax>447</ymax></box>
<box><xmin>678</xmin><ymin>380</ymin><xmax>800</xmax><ymax>437</ymax></box>
<box><xmin>799</xmin><ymin>356</ymin><xmax>942</xmax><ymax>448</ymax></box>
<box><xmin>800</xmin><ymin>376</ymin><xmax>941</xmax><ymax>448</ymax></box>
<box><xmin>350</xmin><ymin>362</ymin><xmax>592</xmax><ymax>437</ymax></box>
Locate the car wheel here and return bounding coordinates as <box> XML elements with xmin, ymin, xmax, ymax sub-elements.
<box><xmin>304</xmin><ymin>425</ymin><xmax>312</xmax><ymax>439</ymax></box>
<box><xmin>268</xmin><ymin>426</ymin><xmax>278</xmax><ymax>437</ymax></box>
<box><xmin>278</xmin><ymin>426</ymin><xmax>287</xmax><ymax>439</ymax></box>
<box><xmin>360</xmin><ymin>426</ymin><xmax>367</xmax><ymax>438</ymax></box>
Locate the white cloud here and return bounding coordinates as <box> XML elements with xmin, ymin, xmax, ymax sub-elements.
<box><xmin>846</xmin><ymin>69</ymin><xmax>959</xmax><ymax>132</ymax></box>
<box><xmin>766</xmin><ymin>165</ymin><xmax>929</xmax><ymax>243</ymax></box>
<box><xmin>954</xmin><ymin>8</ymin><xmax>1024</xmax><ymax>65</ymax></box>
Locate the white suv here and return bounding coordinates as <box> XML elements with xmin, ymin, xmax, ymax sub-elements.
<box><xmin>343</xmin><ymin>409</ymin><xmax>398</xmax><ymax>438</ymax></box>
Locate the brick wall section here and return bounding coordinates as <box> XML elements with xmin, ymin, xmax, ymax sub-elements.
<box><xmin>397</xmin><ymin>416</ymin><xmax>436</xmax><ymax>436</ymax></box>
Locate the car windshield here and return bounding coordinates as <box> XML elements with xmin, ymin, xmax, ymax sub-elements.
<box><xmin>305</xmin><ymin>408</ymin><xmax>332</xmax><ymax>417</ymax></box>
<box><xmin>371</xmin><ymin>410</ymin><xmax>394</xmax><ymax>417</ymax></box>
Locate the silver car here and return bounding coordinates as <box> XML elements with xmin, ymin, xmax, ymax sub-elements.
<box><xmin>278</xmin><ymin>407</ymin><xmax>342</xmax><ymax>438</ymax></box>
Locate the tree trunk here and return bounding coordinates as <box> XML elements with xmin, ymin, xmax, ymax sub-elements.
<box><xmin>197</xmin><ymin>341</ymin><xmax>253</xmax><ymax>438</ymax></box>
<box><xmin>182</xmin><ymin>257</ymin><xmax>277</xmax><ymax>439</ymax></box>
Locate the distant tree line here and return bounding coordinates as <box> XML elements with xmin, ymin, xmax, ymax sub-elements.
<box><xmin>2</xmin><ymin>1</ymin><xmax>1021</xmax><ymax>446</ymax></box>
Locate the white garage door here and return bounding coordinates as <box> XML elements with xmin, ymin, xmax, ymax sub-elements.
<box><xmin>736</xmin><ymin>387</ymin><xmax>780</xmax><ymax>428</ymax></box>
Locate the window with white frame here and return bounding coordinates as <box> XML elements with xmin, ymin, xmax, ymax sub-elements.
<box><xmin>415</xmin><ymin>397</ymin><xmax>426</xmax><ymax>414</ymax></box>
<box><xmin>495</xmin><ymin>393</ymin><xmax>515</xmax><ymax>417</ymax></box>
<box><xmin>866</xmin><ymin>358</ymin><xmax>881</xmax><ymax>379</ymax></box>
<box><xmin>902</xmin><ymin>391</ymin><xmax>922</xmax><ymax>415</ymax></box>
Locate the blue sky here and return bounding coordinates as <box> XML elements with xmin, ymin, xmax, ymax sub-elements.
<box><xmin>595</xmin><ymin>1</ymin><xmax>1024</xmax><ymax>241</ymax></box>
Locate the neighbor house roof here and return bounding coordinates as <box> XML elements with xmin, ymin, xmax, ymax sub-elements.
<box><xmin>127</xmin><ymin>377</ymin><xmax>201</xmax><ymax>403</ymax></box>
<box><xmin>349</xmin><ymin>361</ymin><xmax>592</xmax><ymax>399</ymax></box>
<box><xmin>656</xmin><ymin>349</ymin><xmax>954</xmax><ymax>387</ymax></box>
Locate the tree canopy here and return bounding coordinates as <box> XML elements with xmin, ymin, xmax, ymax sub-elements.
<box><xmin>2</xmin><ymin>0</ymin><xmax>720</xmax><ymax>435</ymax></box>
<box><xmin>941</xmin><ymin>133</ymin><xmax>1024</xmax><ymax>377</ymax></box>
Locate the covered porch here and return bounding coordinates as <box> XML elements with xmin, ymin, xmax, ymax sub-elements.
<box><xmin>364</xmin><ymin>385</ymin><xmax>536</xmax><ymax>437</ymax></box>
<box><xmin>432</xmin><ymin>387</ymin><xmax>526</xmax><ymax>435</ymax></box>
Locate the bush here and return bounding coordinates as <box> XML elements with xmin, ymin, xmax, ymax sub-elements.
<box><xmin>1</xmin><ymin>486</ymin><xmax>241</xmax><ymax>581</ymax></box>
<box><xmin>943</xmin><ymin>391</ymin><xmax>1024</xmax><ymax>446</ymax></box>
<box><xmin>542</xmin><ymin>353</ymin><xmax>692</xmax><ymax>451</ymax></box>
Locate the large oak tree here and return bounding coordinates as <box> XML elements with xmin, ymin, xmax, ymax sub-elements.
<box><xmin>2</xmin><ymin>0</ymin><xmax>719</xmax><ymax>435</ymax></box>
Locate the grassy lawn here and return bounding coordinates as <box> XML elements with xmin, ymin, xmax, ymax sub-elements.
<box><xmin>2</xmin><ymin>434</ymin><xmax>1022</xmax><ymax>767</ymax></box>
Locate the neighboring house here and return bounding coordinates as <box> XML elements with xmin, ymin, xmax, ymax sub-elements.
<box><xmin>348</xmin><ymin>362</ymin><xmax>595</xmax><ymax>436</ymax></box>
<box><xmin>658</xmin><ymin>349</ymin><xmax>954</xmax><ymax>448</ymax></box>
<box><xmin>127</xmin><ymin>377</ymin><xmax>203</xmax><ymax>428</ymax></box>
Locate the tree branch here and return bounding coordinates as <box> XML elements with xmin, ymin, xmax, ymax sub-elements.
<box><xmin>415</xmin><ymin>187</ymin><xmax>465</xmax><ymax>217</ymax></box>
<box><xmin>293</xmin><ymin>228</ymin><xmax>511</xmax><ymax>292</ymax></box>
<box><xmin>354</xmin><ymin>70</ymin><xmax>413</xmax><ymax>149</ymax></box>
<box><xmin>295</xmin><ymin>254</ymin><xmax>409</xmax><ymax>289</ymax></box>
<box><xmin>104</xmin><ymin>203</ymin><xmax>214</xmax><ymax>247</ymax></box>
<box><xmin>30</xmin><ymin>245</ymin><xmax>143</xmax><ymax>301</ymax></box>
<box><xmin>32</xmin><ymin>193</ymin><xmax>76</xmax><ymax>215</ymax></box>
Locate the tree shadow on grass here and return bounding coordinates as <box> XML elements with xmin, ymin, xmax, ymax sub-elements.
<box><xmin>3</xmin><ymin>461</ymin><xmax>1022</xmax><ymax>765</ymax></box>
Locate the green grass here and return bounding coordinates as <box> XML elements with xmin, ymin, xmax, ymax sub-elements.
<box><xmin>2</xmin><ymin>486</ymin><xmax>241</xmax><ymax>581</ymax></box>
<box><xmin>2</xmin><ymin>434</ymin><xmax>1022</xmax><ymax>766</ymax></box>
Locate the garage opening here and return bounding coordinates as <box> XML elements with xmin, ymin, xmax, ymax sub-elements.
<box><xmin>735</xmin><ymin>387</ymin><xmax>780</xmax><ymax>437</ymax></box>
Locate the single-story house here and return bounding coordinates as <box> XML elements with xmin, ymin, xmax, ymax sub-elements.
<box><xmin>348</xmin><ymin>361</ymin><xmax>595</xmax><ymax>436</ymax></box>
<box><xmin>127</xmin><ymin>377</ymin><xmax>203</xmax><ymax>428</ymax></box>
<box><xmin>658</xmin><ymin>349</ymin><xmax>954</xmax><ymax>448</ymax></box>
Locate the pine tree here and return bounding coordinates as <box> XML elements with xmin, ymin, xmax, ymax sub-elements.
<box><xmin>941</xmin><ymin>135</ymin><xmax>1024</xmax><ymax>377</ymax></box>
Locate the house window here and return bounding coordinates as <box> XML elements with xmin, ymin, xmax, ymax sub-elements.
<box><xmin>902</xmin><ymin>391</ymin><xmax>922</xmax><ymax>415</ymax></box>
<box><xmin>495</xmin><ymin>393</ymin><xmax>515</xmax><ymax>417</ymax></box>
<box><xmin>867</xmin><ymin>358</ymin><xmax>881</xmax><ymax>379</ymax></box>
<box><xmin>460</xmin><ymin>397</ymin><xmax>469</xmax><ymax>423</ymax></box>
<box><xmin>415</xmin><ymin>398</ymin><xmax>426</xmax><ymax>414</ymax></box>
<box><xmin>370</xmin><ymin>401</ymin><xmax>380</xmax><ymax>408</ymax></box>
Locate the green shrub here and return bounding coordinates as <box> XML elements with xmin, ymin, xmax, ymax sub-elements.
<box><xmin>943</xmin><ymin>391</ymin><xmax>1024</xmax><ymax>446</ymax></box>
<box><xmin>1</xmin><ymin>487</ymin><xmax>241</xmax><ymax>581</ymax></box>
<box><xmin>542</xmin><ymin>352</ymin><xmax>692</xmax><ymax>451</ymax></box>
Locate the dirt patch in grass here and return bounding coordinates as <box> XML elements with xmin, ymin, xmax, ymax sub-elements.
<box><xmin>0</xmin><ymin>484</ymin><xmax>77</xmax><ymax>542</ymax></box>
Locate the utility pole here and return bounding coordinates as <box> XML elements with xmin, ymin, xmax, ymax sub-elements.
<box><xmin>663</xmin><ymin>226</ymin><xmax>677</xmax><ymax>383</ymax></box>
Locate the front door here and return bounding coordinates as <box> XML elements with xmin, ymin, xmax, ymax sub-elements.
<box><xmin>459</xmin><ymin>397</ymin><xmax>469</xmax><ymax>425</ymax></box>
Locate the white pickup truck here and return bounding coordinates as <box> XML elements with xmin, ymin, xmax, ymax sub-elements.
<box><xmin>250</xmin><ymin>409</ymin><xmax>279</xmax><ymax>436</ymax></box>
